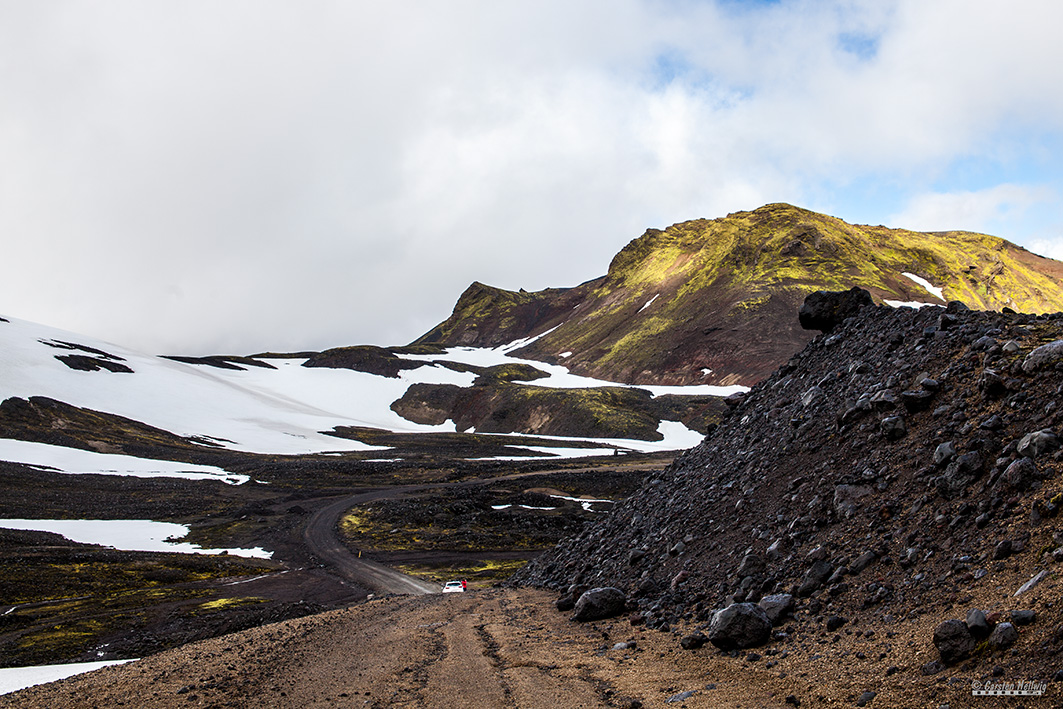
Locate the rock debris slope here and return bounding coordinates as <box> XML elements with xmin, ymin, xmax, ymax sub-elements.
<box><xmin>515</xmin><ymin>294</ymin><xmax>1063</xmax><ymax>691</ymax></box>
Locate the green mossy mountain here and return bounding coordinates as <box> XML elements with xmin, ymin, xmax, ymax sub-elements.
<box><xmin>415</xmin><ymin>203</ymin><xmax>1063</xmax><ymax>385</ymax></box>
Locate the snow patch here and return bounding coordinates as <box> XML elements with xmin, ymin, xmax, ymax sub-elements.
<box><xmin>548</xmin><ymin>494</ymin><xmax>616</xmax><ymax>512</ymax></box>
<box><xmin>490</xmin><ymin>504</ymin><xmax>556</xmax><ymax>511</ymax></box>
<box><xmin>902</xmin><ymin>272</ymin><xmax>945</xmax><ymax>301</ymax></box>
<box><xmin>399</xmin><ymin>341</ymin><xmax>746</xmax><ymax>398</ymax></box>
<box><xmin>638</xmin><ymin>294</ymin><xmax>660</xmax><ymax>313</ymax></box>
<box><xmin>0</xmin><ymin>519</ymin><xmax>271</xmax><ymax>558</ymax></box>
<box><xmin>0</xmin><ymin>660</ymin><xmax>136</xmax><ymax>696</ymax></box>
<box><xmin>1</xmin><ymin>315</ymin><xmax>727</xmax><ymax>460</ymax></box>
<box><xmin>884</xmin><ymin>300</ymin><xmax>937</xmax><ymax>309</ymax></box>
<box><xmin>0</xmin><ymin>439</ymin><xmax>248</xmax><ymax>485</ymax></box>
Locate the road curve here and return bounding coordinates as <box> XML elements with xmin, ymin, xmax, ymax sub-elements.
<box><xmin>300</xmin><ymin>460</ymin><xmax>665</xmax><ymax>597</ymax></box>
<box><xmin>303</xmin><ymin>489</ymin><xmax>438</xmax><ymax>596</ymax></box>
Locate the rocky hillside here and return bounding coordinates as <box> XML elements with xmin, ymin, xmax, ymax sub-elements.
<box><xmin>515</xmin><ymin>293</ymin><xmax>1063</xmax><ymax>691</ymax></box>
<box><xmin>416</xmin><ymin>203</ymin><xmax>1063</xmax><ymax>386</ymax></box>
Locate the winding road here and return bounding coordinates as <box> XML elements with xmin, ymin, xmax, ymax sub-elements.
<box><xmin>302</xmin><ymin>487</ymin><xmax>439</xmax><ymax>595</ymax></box>
<box><xmin>299</xmin><ymin>459</ymin><xmax>666</xmax><ymax>597</ymax></box>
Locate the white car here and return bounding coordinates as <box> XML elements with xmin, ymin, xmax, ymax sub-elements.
<box><xmin>442</xmin><ymin>581</ymin><xmax>465</xmax><ymax>593</ymax></box>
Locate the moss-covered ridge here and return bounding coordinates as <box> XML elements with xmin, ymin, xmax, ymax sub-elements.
<box><xmin>390</xmin><ymin>380</ymin><xmax>726</xmax><ymax>441</ymax></box>
<box><xmin>415</xmin><ymin>203</ymin><xmax>1063</xmax><ymax>386</ymax></box>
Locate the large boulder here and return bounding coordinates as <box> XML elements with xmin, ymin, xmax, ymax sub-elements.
<box><xmin>1017</xmin><ymin>429</ymin><xmax>1061</xmax><ymax>459</ymax></box>
<box><xmin>708</xmin><ymin>603</ymin><xmax>772</xmax><ymax>649</ymax></box>
<box><xmin>797</xmin><ymin>560</ymin><xmax>834</xmax><ymax>597</ymax></box>
<box><xmin>555</xmin><ymin>584</ymin><xmax>589</xmax><ymax>612</ymax></box>
<box><xmin>571</xmin><ymin>587</ymin><xmax>627</xmax><ymax>622</ymax></box>
<box><xmin>933</xmin><ymin>619</ymin><xmax>976</xmax><ymax>664</ymax></box>
<box><xmin>1004</xmin><ymin>457</ymin><xmax>1040</xmax><ymax>491</ymax></box>
<box><xmin>1022</xmin><ymin>340</ymin><xmax>1063</xmax><ymax>373</ymax></box>
<box><xmin>799</xmin><ymin>287</ymin><xmax>875</xmax><ymax>333</ymax></box>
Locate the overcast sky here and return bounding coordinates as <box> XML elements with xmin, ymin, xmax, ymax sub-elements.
<box><xmin>3</xmin><ymin>1</ymin><xmax>1063</xmax><ymax>355</ymax></box>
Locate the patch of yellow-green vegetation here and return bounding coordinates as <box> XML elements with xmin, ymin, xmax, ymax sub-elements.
<box><xmin>396</xmin><ymin>559</ymin><xmax>529</xmax><ymax>586</ymax></box>
<box><xmin>340</xmin><ymin>497</ymin><xmax>582</xmax><ymax>554</ymax></box>
<box><xmin>181</xmin><ymin>518</ymin><xmax>266</xmax><ymax>549</ymax></box>
<box><xmin>340</xmin><ymin>511</ymin><xmax>424</xmax><ymax>551</ymax></box>
<box><xmin>474</xmin><ymin>363</ymin><xmax>550</xmax><ymax>384</ymax></box>
<box><xmin>417</xmin><ymin>282</ymin><xmax>558</xmax><ymax>344</ymax></box>
<box><xmin>17</xmin><ymin>618</ymin><xmax>105</xmax><ymax>655</ymax></box>
<box><xmin>490</xmin><ymin>383</ymin><xmax>662</xmax><ymax>440</ymax></box>
<box><xmin>599</xmin><ymin>315</ymin><xmax>674</xmax><ymax>366</ymax></box>
<box><xmin>0</xmin><ymin>550</ymin><xmax>278</xmax><ymax>667</ymax></box>
<box><xmin>1</xmin><ymin>558</ymin><xmax>250</xmax><ymax>605</ymax></box>
<box><xmin>731</xmin><ymin>293</ymin><xmax>772</xmax><ymax>312</ymax></box>
<box><xmin>196</xmin><ymin>596</ymin><xmax>266</xmax><ymax>613</ymax></box>
<box><xmin>340</xmin><ymin>512</ymin><xmax>371</xmax><ymax>536</ymax></box>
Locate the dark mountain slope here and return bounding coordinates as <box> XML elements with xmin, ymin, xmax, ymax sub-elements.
<box><xmin>514</xmin><ymin>297</ymin><xmax>1063</xmax><ymax>687</ymax></box>
<box><xmin>417</xmin><ymin>203</ymin><xmax>1063</xmax><ymax>386</ymax></box>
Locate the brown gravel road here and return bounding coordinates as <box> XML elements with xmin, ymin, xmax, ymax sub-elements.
<box><xmin>2</xmin><ymin>588</ymin><xmax>807</xmax><ymax>709</ymax></box>
<box><xmin>2</xmin><ymin>586</ymin><xmax>1038</xmax><ymax>708</ymax></box>
<box><xmin>304</xmin><ymin>490</ymin><xmax>439</xmax><ymax>596</ymax></box>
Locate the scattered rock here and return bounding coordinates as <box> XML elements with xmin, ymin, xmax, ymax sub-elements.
<box><xmin>833</xmin><ymin>485</ymin><xmax>873</xmax><ymax>519</ymax></box>
<box><xmin>881</xmin><ymin>416</ymin><xmax>907</xmax><ymax>441</ymax></box>
<box><xmin>921</xmin><ymin>660</ymin><xmax>945</xmax><ymax>676</ymax></box>
<box><xmin>850</xmin><ymin>551</ymin><xmax>877</xmax><ymax>574</ymax></box>
<box><xmin>979</xmin><ymin>369</ymin><xmax>1008</xmax><ymax>397</ymax></box>
<box><xmin>1004</xmin><ymin>458</ymin><xmax>1039</xmax><ymax>491</ymax></box>
<box><xmin>736</xmin><ymin>554</ymin><xmax>765</xmax><ymax>578</ymax></box>
<box><xmin>666</xmin><ymin>690</ymin><xmax>697</xmax><ymax>703</ymax></box>
<box><xmin>932</xmin><ymin>619</ymin><xmax>975</xmax><ymax>664</ymax></box>
<box><xmin>556</xmin><ymin>584</ymin><xmax>589</xmax><ymax>612</ymax></box>
<box><xmin>826</xmin><ymin>615</ymin><xmax>848</xmax><ymax>632</ymax></box>
<box><xmin>1018</xmin><ymin>429</ymin><xmax>1060</xmax><ymax>459</ymax></box>
<box><xmin>987</xmin><ymin>622</ymin><xmax>1019</xmax><ymax>651</ymax></box>
<box><xmin>1014</xmin><ymin>570</ymin><xmax>1049</xmax><ymax>597</ymax></box>
<box><xmin>680</xmin><ymin>632</ymin><xmax>708</xmax><ymax>650</ymax></box>
<box><xmin>758</xmin><ymin>594</ymin><xmax>794</xmax><ymax>626</ymax></box>
<box><xmin>572</xmin><ymin>587</ymin><xmax>627</xmax><ymax>622</ymax></box>
<box><xmin>965</xmin><ymin>609</ymin><xmax>991</xmax><ymax>639</ymax></box>
<box><xmin>799</xmin><ymin>287</ymin><xmax>874</xmax><ymax>333</ymax></box>
<box><xmin>707</xmin><ymin>603</ymin><xmax>772</xmax><ymax>650</ymax></box>
<box><xmin>797</xmin><ymin>560</ymin><xmax>834</xmax><ymax>597</ymax></box>
<box><xmin>856</xmin><ymin>691</ymin><xmax>876</xmax><ymax>707</ymax></box>
<box><xmin>934</xmin><ymin>442</ymin><xmax>956</xmax><ymax>466</ymax></box>
<box><xmin>1022</xmin><ymin>339</ymin><xmax>1063</xmax><ymax>373</ymax></box>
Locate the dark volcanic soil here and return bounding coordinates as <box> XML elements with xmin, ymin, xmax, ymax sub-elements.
<box><xmin>0</xmin><ymin>454</ymin><xmax>659</xmax><ymax>670</ymax></box>
<box><xmin>515</xmin><ymin>300</ymin><xmax>1063</xmax><ymax>701</ymax></box>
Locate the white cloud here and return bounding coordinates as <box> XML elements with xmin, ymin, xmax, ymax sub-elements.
<box><xmin>1</xmin><ymin>1</ymin><xmax>1062</xmax><ymax>353</ymax></box>
<box><xmin>889</xmin><ymin>184</ymin><xmax>1054</xmax><ymax>233</ymax></box>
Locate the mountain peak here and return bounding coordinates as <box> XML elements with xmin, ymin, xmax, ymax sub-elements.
<box><xmin>417</xmin><ymin>205</ymin><xmax>1063</xmax><ymax>386</ymax></box>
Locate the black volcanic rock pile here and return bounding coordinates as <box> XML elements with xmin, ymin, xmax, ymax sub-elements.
<box><xmin>514</xmin><ymin>297</ymin><xmax>1063</xmax><ymax>675</ymax></box>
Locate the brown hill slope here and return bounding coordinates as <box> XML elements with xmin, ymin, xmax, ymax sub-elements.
<box><xmin>416</xmin><ymin>203</ymin><xmax>1063</xmax><ymax>386</ymax></box>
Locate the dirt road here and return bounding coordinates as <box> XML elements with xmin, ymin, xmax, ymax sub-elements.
<box><xmin>303</xmin><ymin>489</ymin><xmax>438</xmax><ymax>595</ymax></box>
<box><xmin>1</xmin><ymin>588</ymin><xmax>804</xmax><ymax>708</ymax></box>
<box><xmin>298</xmin><ymin>460</ymin><xmax>664</xmax><ymax>597</ymax></box>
